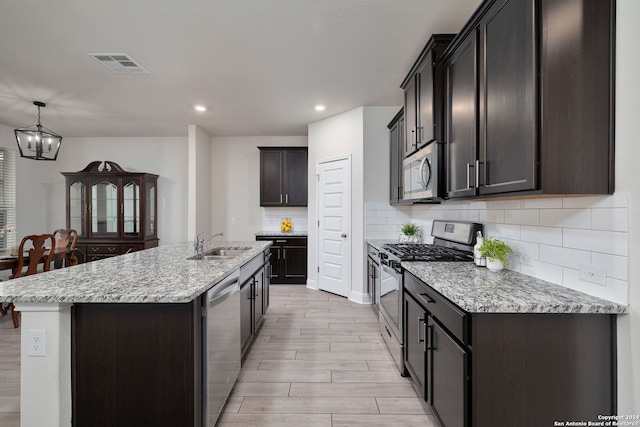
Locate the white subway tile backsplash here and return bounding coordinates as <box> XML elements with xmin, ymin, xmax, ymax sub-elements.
<box><xmin>390</xmin><ymin>194</ymin><xmax>628</xmax><ymax>304</ymax></box>
<box><xmin>365</xmin><ymin>217</ymin><xmax>387</xmax><ymax>225</ymax></box>
<box><xmin>505</xmin><ymin>209</ymin><xmax>540</xmax><ymax>226</ymax></box>
<box><xmin>591</xmin><ymin>208</ymin><xmax>627</xmax><ymax>232</ymax></box>
<box><xmin>521</xmin><ymin>261</ymin><xmax>563</xmax><ymax>284</ymax></box>
<box><xmin>485</xmin><ymin>224</ymin><xmax>521</xmax><ymax>241</ymax></box>
<box><xmin>261</xmin><ymin>207</ymin><xmax>308</xmax><ymax>231</ymax></box>
<box><xmin>521</xmin><ymin>198</ymin><xmax>563</xmax><ymax>209</ymax></box>
<box><xmin>562</xmin><ymin>268</ymin><xmax>628</xmax><ymax>305</ymax></box>
<box><xmin>478</xmin><ymin>209</ymin><xmax>505</xmax><ymax>223</ymax></box>
<box><xmin>539</xmin><ymin>209</ymin><xmax>591</xmax><ymax>229</ymax></box>
<box><xmin>591</xmin><ymin>253</ymin><xmax>628</xmax><ymax>281</ymax></box>
<box><xmin>563</xmin><ymin>229</ymin><xmax>627</xmax><ymax>256</ymax></box>
<box><xmin>386</xmin><ymin>217</ymin><xmax>407</xmax><ymax>225</ymax></box>
<box><xmin>461</xmin><ymin>209</ymin><xmax>480</xmax><ymax>222</ymax></box>
<box><xmin>538</xmin><ymin>245</ymin><xmax>590</xmax><ymax>269</ymax></box>
<box><xmin>365</xmin><ymin>202</ymin><xmax>388</xmax><ymax>211</ymax></box>
<box><xmin>485</xmin><ymin>199</ymin><xmax>522</xmax><ymax>210</ymax></box>
<box><xmin>507</xmin><ymin>239</ymin><xmax>539</xmax><ymax>255</ymax></box>
<box><xmin>521</xmin><ymin>226</ymin><xmax>563</xmax><ymax>246</ymax></box>
<box><xmin>562</xmin><ymin>194</ymin><xmax>628</xmax><ymax>209</ymax></box>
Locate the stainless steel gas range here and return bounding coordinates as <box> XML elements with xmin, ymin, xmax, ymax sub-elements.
<box><xmin>376</xmin><ymin>220</ymin><xmax>483</xmax><ymax>374</ymax></box>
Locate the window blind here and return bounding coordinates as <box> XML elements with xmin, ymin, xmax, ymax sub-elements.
<box><xmin>0</xmin><ymin>148</ymin><xmax>16</xmax><ymax>249</ymax></box>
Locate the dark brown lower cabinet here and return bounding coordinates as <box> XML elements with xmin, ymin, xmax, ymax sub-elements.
<box><xmin>256</xmin><ymin>236</ymin><xmax>307</xmax><ymax>284</ymax></box>
<box><xmin>72</xmin><ymin>301</ymin><xmax>202</xmax><ymax>427</ymax></box>
<box><xmin>404</xmin><ymin>272</ymin><xmax>615</xmax><ymax>427</ymax></box>
<box><xmin>241</xmin><ymin>263</ymin><xmax>268</xmax><ymax>357</ymax></box>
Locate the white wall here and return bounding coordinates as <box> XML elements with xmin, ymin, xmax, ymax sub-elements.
<box><xmin>614</xmin><ymin>0</ymin><xmax>640</xmax><ymax>414</ymax></box>
<box><xmin>308</xmin><ymin>108</ymin><xmax>364</xmax><ymax>294</ymax></box>
<box><xmin>363</xmin><ymin>107</ymin><xmax>398</xmax><ymax>203</ymax></box>
<box><xmin>210</xmin><ymin>136</ymin><xmax>307</xmax><ymax>241</ymax></box>
<box><xmin>0</xmin><ymin>128</ymin><xmax>189</xmax><ymax>246</ymax></box>
<box><xmin>188</xmin><ymin>125</ymin><xmax>212</xmax><ymax>239</ymax></box>
<box><xmin>308</xmin><ymin>106</ymin><xmax>399</xmax><ymax>301</ymax></box>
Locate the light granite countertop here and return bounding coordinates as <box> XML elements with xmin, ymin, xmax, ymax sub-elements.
<box><xmin>0</xmin><ymin>241</ymin><xmax>270</xmax><ymax>304</ymax></box>
<box><xmin>403</xmin><ymin>261</ymin><xmax>627</xmax><ymax>314</ymax></box>
<box><xmin>366</xmin><ymin>239</ymin><xmax>626</xmax><ymax>314</ymax></box>
<box><xmin>255</xmin><ymin>231</ymin><xmax>308</xmax><ymax>237</ymax></box>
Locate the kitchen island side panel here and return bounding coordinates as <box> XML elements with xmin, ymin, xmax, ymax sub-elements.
<box><xmin>470</xmin><ymin>313</ymin><xmax>616</xmax><ymax>427</ymax></box>
<box><xmin>72</xmin><ymin>301</ymin><xmax>201</xmax><ymax>427</ymax></box>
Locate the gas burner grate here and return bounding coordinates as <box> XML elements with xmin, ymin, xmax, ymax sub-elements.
<box><xmin>383</xmin><ymin>243</ymin><xmax>473</xmax><ymax>262</ymax></box>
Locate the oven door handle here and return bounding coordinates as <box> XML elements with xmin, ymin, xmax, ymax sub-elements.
<box><xmin>382</xmin><ymin>260</ymin><xmax>403</xmax><ymax>276</ymax></box>
<box><xmin>381</xmin><ymin>263</ymin><xmax>395</xmax><ymax>276</ymax></box>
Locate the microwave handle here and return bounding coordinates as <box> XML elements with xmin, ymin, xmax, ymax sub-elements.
<box><xmin>419</xmin><ymin>157</ymin><xmax>431</xmax><ymax>189</ymax></box>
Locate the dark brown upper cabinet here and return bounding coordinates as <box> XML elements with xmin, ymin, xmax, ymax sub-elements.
<box><xmin>259</xmin><ymin>147</ymin><xmax>308</xmax><ymax>207</ymax></box>
<box><xmin>443</xmin><ymin>0</ymin><xmax>615</xmax><ymax>199</ymax></box>
<box><xmin>401</xmin><ymin>34</ymin><xmax>456</xmax><ymax>157</ymax></box>
<box><xmin>388</xmin><ymin>108</ymin><xmax>408</xmax><ymax>205</ymax></box>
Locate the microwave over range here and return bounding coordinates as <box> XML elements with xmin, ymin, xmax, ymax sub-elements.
<box><xmin>402</xmin><ymin>143</ymin><xmax>445</xmax><ymax>202</ymax></box>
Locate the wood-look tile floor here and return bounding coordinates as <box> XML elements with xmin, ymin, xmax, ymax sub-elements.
<box><xmin>218</xmin><ymin>285</ymin><xmax>437</xmax><ymax>427</ymax></box>
<box><xmin>0</xmin><ymin>286</ymin><xmax>435</xmax><ymax>427</ymax></box>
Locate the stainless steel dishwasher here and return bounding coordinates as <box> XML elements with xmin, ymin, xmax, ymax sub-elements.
<box><xmin>205</xmin><ymin>269</ymin><xmax>241</xmax><ymax>426</ymax></box>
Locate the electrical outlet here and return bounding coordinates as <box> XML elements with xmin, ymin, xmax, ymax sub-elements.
<box><xmin>231</xmin><ymin>217</ymin><xmax>237</xmax><ymax>225</ymax></box>
<box><xmin>520</xmin><ymin>251</ymin><xmax>535</xmax><ymax>267</ymax></box>
<box><xmin>28</xmin><ymin>329</ymin><xmax>46</xmax><ymax>357</ymax></box>
<box><xmin>579</xmin><ymin>264</ymin><xmax>607</xmax><ymax>286</ymax></box>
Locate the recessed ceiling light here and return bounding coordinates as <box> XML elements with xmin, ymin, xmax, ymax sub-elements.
<box><xmin>194</xmin><ymin>105</ymin><xmax>207</xmax><ymax>112</ymax></box>
<box><xmin>315</xmin><ymin>105</ymin><xmax>326</xmax><ymax>111</ymax></box>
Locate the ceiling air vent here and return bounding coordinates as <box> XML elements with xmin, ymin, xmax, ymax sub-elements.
<box><xmin>88</xmin><ymin>53</ymin><xmax>149</xmax><ymax>74</ymax></box>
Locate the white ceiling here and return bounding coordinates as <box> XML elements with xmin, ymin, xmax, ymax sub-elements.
<box><xmin>0</xmin><ymin>0</ymin><xmax>481</xmax><ymax>137</ymax></box>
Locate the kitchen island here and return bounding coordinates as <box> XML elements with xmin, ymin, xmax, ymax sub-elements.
<box><xmin>0</xmin><ymin>240</ymin><xmax>271</xmax><ymax>427</ymax></box>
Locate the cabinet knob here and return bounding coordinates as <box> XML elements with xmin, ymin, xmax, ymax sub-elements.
<box><xmin>341</xmin><ymin>233</ymin><xmax>347</xmax><ymax>238</ymax></box>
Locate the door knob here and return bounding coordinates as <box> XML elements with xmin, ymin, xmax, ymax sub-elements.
<box><xmin>341</xmin><ymin>233</ymin><xmax>347</xmax><ymax>238</ymax></box>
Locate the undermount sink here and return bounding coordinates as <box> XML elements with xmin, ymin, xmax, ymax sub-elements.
<box><xmin>187</xmin><ymin>247</ymin><xmax>250</xmax><ymax>261</ymax></box>
<box><xmin>206</xmin><ymin>248</ymin><xmax>249</xmax><ymax>257</ymax></box>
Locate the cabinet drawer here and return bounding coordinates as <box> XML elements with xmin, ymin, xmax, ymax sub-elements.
<box><xmin>404</xmin><ymin>272</ymin><xmax>468</xmax><ymax>345</ymax></box>
<box><xmin>87</xmin><ymin>244</ymin><xmax>121</xmax><ymax>255</ymax></box>
<box><xmin>256</xmin><ymin>236</ymin><xmax>307</xmax><ymax>246</ymax></box>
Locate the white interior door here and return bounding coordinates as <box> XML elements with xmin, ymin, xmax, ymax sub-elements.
<box><xmin>317</xmin><ymin>157</ymin><xmax>351</xmax><ymax>297</ymax></box>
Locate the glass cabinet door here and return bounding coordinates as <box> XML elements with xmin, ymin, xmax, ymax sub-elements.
<box><xmin>69</xmin><ymin>181</ymin><xmax>87</xmax><ymax>237</ymax></box>
<box><xmin>123</xmin><ymin>180</ymin><xmax>140</xmax><ymax>236</ymax></box>
<box><xmin>145</xmin><ymin>181</ymin><xmax>156</xmax><ymax>237</ymax></box>
<box><xmin>91</xmin><ymin>180</ymin><xmax>118</xmax><ymax>237</ymax></box>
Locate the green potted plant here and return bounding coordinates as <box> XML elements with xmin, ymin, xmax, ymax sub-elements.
<box><xmin>478</xmin><ymin>237</ymin><xmax>513</xmax><ymax>271</ymax></box>
<box><xmin>399</xmin><ymin>223</ymin><xmax>422</xmax><ymax>243</ymax></box>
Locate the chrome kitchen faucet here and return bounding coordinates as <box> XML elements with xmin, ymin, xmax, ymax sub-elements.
<box><xmin>194</xmin><ymin>232</ymin><xmax>224</xmax><ymax>255</ymax></box>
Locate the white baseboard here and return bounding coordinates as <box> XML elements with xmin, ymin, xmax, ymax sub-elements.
<box><xmin>306</xmin><ymin>279</ymin><xmax>319</xmax><ymax>290</ymax></box>
<box><xmin>349</xmin><ymin>290</ymin><xmax>371</xmax><ymax>305</ymax></box>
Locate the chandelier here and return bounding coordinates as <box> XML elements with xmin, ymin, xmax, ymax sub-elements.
<box><xmin>14</xmin><ymin>101</ymin><xmax>62</xmax><ymax>161</ymax></box>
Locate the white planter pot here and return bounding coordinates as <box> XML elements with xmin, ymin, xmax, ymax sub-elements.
<box><xmin>486</xmin><ymin>258</ymin><xmax>504</xmax><ymax>272</ymax></box>
<box><xmin>399</xmin><ymin>234</ymin><xmax>422</xmax><ymax>243</ymax></box>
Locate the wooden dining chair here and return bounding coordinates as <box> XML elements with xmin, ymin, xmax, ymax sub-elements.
<box><xmin>53</xmin><ymin>228</ymin><xmax>79</xmax><ymax>267</ymax></box>
<box><xmin>9</xmin><ymin>234</ymin><xmax>56</xmax><ymax>328</ymax></box>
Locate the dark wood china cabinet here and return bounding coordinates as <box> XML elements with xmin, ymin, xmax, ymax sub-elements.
<box><xmin>62</xmin><ymin>161</ymin><xmax>159</xmax><ymax>262</ymax></box>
